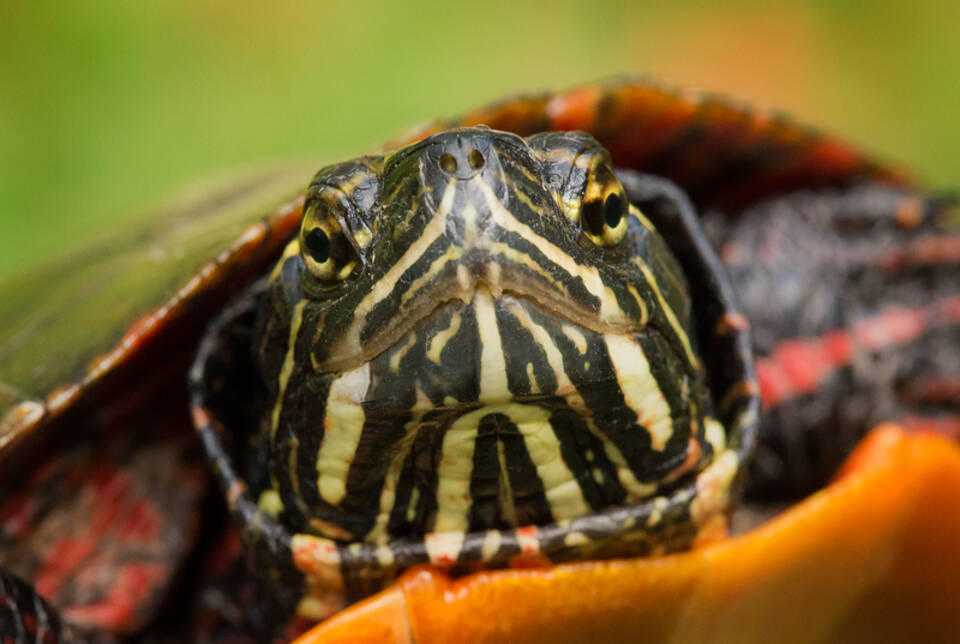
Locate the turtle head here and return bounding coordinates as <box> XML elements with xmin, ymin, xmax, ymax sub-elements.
<box><xmin>250</xmin><ymin>127</ymin><xmax>724</xmax><ymax>547</ymax></box>
<box><xmin>266</xmin><ymin>127</ymin><xmax>694</xmax><ymax>376</ymax></box>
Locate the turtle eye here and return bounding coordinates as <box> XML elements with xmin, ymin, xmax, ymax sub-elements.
<box><xmin>300</xmin><ymin>201</ymin><xmax>357</xmax><ymax>283</ymax></box>
<box><xmin>304</xmin><ymin>227</ymin><xmax>331</xmax><ymax>264</ymax></box>
<box><xmin>528</xmin><ymin>131</ymin><xmax>630</xmax><ymax>246</ymax></box>
<box><xmin>580</xmin><ymin>166</ymin><xmax>629</xmax><ymax>247</ymax></box>
<box><xmin>603</xmin><ymin>192</ymin><xmax>625</xmax><ymax>228</ymax></box>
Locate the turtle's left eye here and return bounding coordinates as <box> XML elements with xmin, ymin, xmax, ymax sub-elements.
<box><xmin>580</xmin><ymin>166</ymin><xmax>629</xmax><ymax>247</ymax></box>
<box><xmin>300</xmin><ymin>200</ymin><xmax>357</xmax><ymax>283</ymax></box>
<box><xmin>528</xmin><ymin>131</ymin><xmax>630</xmax><ymax>246</ymax></box>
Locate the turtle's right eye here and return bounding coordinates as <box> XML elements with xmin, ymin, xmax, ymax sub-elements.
<box><xmin>300</xmin><ymin>199</ymin><xmax>357</xmax><ymax>283</ymax></box>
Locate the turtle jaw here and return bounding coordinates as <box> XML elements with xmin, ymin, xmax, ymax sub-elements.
<box><xmin>357</xmin><ymin>284</ymin><xmax>629</xmax><ymax>409</ymax></box>
<box><xmin>311</xmin><ymin>248</ymin><xmax>644</xmax><ymax>376</ymax></box>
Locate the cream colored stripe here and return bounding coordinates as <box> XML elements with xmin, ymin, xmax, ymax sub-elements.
<box><xmin>495</xmin><ymin>437</ymin><xmax>518</xmax><ymax>526</ymax></box>
<box><xmin>366</xmin><ymin>383</ymin><xmax>433</xmax><ymax>543</ymax></box>
<box><xmin>625</xmin><ymin>283</ymin><xmax>650</xmax><ymax>327</ymax></box>
<box><xmin>400</xmin><ymin>245</ymin><xmax>464</xmax><ymax>308</ymax></box>
<box><xmin>461</xmin><ymin>202</ymin><xmax>479</xmax><ymax>249</ymax></box>
<box><xmin>503</xmin><ymin>404</ymin><xmax>590</xmax><ymax>522</ymax></box>
<box><xmin>487</xmin><ymin>241</ymin><xmax>560</xmax><ymax>286</ymax></box>
<box><xmin>354</xmin><ymin>178</ymin><xmax>456</xmax><ymax>320</ymax></box>
<box><xmin>425</xmin><ymin>531</ymin><xmax>466</xmax><ymax>565</ymax></box>
<box><xmin>475</xmin><ymin>286</ymin><xmax>510</xmax><ymax>403</ymax></box>
<box><xmin>270</xmin><ymin>299</ymin><xmax>307</xmax><ymax>442</ymax></box>
<box><xmin>629</xmin><ymin>204</ymin><xmax>656</xmax><ymax>231</ymax></box>
<box><xmin>407</xmin><ymin>487</ymin><xmax>420</xmax><ymax>523</ymax></box>
<box><xmin>365</xmin><ymin>405</ymin><xmax>424</xmax><ymax>543</ymax></box>
<box><xmin>506</xmin><ymin>302</ymin><xmax>575</xmax><ymax>396</ymax></box>
<box><xmin>433</xmin><ymin>409</ymin><xmax>483</xmax><ymax>533</ymax></box>
<box><xmin>433</xmin><ymin>286</ymin><xmax>504</xmax><ymax>532</ymax></box>
<box><xmin>632</xmin><ymin>257</ymin><xmax>698</xmax><ymax>368</ymax></box>
<box><xmin>525</xmin><ymin>362</ymin><xmax>540</xmax><ymax>394</ymax></box>
<box><xmin>315</xmin><ymin>363</ymin><xmax>371</xmax><ymax>505</ymax></box>
<box><xmin>388</xmin><ymin>334</ymin><xmax>417</xmax><ymax>373</ymax></box>
<box><xmin>581</xmin><ymin>415</ymin><xmax>656</xmax><ymax>503</ymax></box>
<box><xmin>480</xmin><ymin>529</ymin><xmax>502</xmax><ymax>560</ymax></box>
<box><xmin>704</xmin><ymin>417</ymin><xmax>726</xmax><ymax>455</ymax></box>
<box><xmin>504</xmin><ymin>303</ymin><xmax>654</xmax><ymax>501</ymax></box>
<box><xmin>561</xmin><ymin>325</ymin><xmax>588</xmax><ymax>354</ymax></box>
<box><xmin>268</xmin><ymin>238</ymin><xmax>301</xmax><ymax>283</ymax></box>
<box><xmin>365</xmin><ymin>436</ymin><xmax>414</xmax><ymax>544</ymax></box>
<box><xmin>426</xmin><ymin>311</ymin><xmax>462</xmax><ymax>364</ymax></box>
<box><xmin>478</xmin><ymin>181</ymin><xmax>629</xmax><ymax>329</ymax></box>
<box><xmin>605</xmin><ymin>335</ymin><xmax>674</xmax><ymax>451</ymax></box>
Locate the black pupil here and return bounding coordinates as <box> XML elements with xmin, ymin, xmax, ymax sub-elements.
<box><xmin>305</xmin><ymin>227</ymin><xmax>331</xmax><ymax>264</ymax></box>
<box><xmin>603</xmin><ymin>193</ymin><xmax>624</xmax><ymax>228</ymax></box>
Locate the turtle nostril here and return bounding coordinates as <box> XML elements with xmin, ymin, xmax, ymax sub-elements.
<box><xmin>468</xmin><ymin>149</ymin><xmax>485</xmax><ymax>170</ymax></box>
<box><xmin>440</xmin><ymin>153</ymin><xmax>458</xmax><ymax>173</ymax></box>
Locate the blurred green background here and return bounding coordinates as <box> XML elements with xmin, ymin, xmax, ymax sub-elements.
<box><xmin>1</xmin><ymin>0</ymin><xmax>958</xmax><ymax>280</ymax></box>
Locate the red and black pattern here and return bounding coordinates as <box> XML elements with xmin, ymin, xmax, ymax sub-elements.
<box><xmin>405</xmin><ymin>78</ymin><xmax>908</xmax><ymax>211</ymax></box>
<box><xmin>1</xmin><ymin>558</ymin><xmax>104</xmax><ymax>644</ymax></box>
<box><xmin>0</xmin><ymin>387</ymin><xmax>207</xmax><ymax>638</ymax></box>
<box><xmin>703</xmin><ymin>187</ymin><xmax>959</xmax><ymax>497</ymax></box>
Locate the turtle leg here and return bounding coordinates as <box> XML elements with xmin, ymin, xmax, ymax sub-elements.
<box><xmin>700</xmin><ymin>184</ymin><xmax>960</xmax><ymax>498</ymax></box>
<box><xmin>0</xmin><ymin>565</ymin><xmax>108</xmax><ymax>643</ymax></box>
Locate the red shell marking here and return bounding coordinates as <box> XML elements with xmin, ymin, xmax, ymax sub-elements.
<box><xmin>757</xmin><ymin>295</ymin><xmax>960</xmax><ymax>408</ymax></box>
<box><xmin>0</xmin><ymin>391</ymin><xmax>206</xmax><ymax>634</ymax></box>
<box><xmin>398</xmin><ymin>79</ymin><xmax>908</xmax><ymax>210</ymax></box>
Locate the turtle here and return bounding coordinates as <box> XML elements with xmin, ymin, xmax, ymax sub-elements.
<box><xmin>1</xmin><ymin>78</ymin><xmax>958</xmax><ymax>643</ymax></box>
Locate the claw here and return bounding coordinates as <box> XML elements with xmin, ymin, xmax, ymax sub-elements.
<box><xmin>294</xmin><ymin>425</ymin><xmax>960</xmax><ymax>644</ymax></box>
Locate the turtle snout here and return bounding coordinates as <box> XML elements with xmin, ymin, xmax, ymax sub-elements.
<box><xmin>423</xmin><ymin>129</ymin><xmax>494</xmax><ymax>181</ymax></box>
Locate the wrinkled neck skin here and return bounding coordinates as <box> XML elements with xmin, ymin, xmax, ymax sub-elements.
<box><xmin>252</xmin><ymin>127</ymin><xmax>722</xmax><ymax>546</ymax></box>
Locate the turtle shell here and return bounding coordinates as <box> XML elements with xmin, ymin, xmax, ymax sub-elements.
<box><xmin>0</xmin><ymin>164</ymin><xmax>315</xmax><ymax>466</ymax></box>
<box><xmin>0</xmin><ymin>78</ymin><xmax>935</xmax><ymax>639</ymax></box>
<box><xmin>0</xmin><ymin>163</ymin><xmax>315</xmax><ymax>634</ymax></box>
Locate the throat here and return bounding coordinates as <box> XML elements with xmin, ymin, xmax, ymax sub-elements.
<box><xmin>267</xmin><ymin>288</ymin><xmax>709</xmax><ymax>547</ymax></box>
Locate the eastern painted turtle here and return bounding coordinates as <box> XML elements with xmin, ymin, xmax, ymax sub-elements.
<box><xmin>1</xmin><ymin>79</ymin><xmax>958</xmax><ymax>643</ymax></box>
